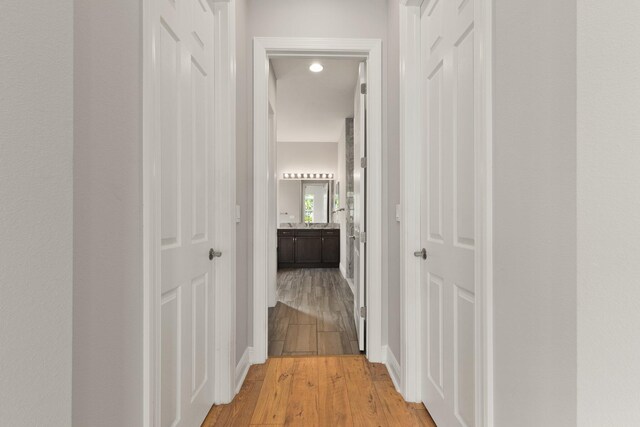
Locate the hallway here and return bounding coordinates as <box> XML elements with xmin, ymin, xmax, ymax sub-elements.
<box><xmin>202</xmin><ymin>355</ymin><xmax>436</xmax><ymax>426</ymax></box>
<box><xmin>269</xmin><ymin>269</ymin><xmax>360</xmax><ymax>356</ymax></box>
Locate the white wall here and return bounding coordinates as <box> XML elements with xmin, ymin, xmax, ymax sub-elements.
<box><xmin>277</xmin><ymin>141</ymin><xmax>339</xmax><ymax>177</ymax></box>
<box><xmin>0</xmin><ymin>1</ymin><xmax>73</xmax><ymax>424</ymax></box>
<box><xmin>385</xmin><ymin>0</ymin><xmax>401</xmax><ymax>366</ymax></box>
<box><xmin>235</xmin><ymin>0</ymin><xmax>252</xmax><ymax>365</ymax></box>
<box><xmin>279</xmin><ymin>180</ymin><xmax>302</xmax><ymax>223</ymax></box>
<box><xmin>577</xmin><ymin>1</ymin><xmax>640</xmax><ymax>425</ymax></box>
<box><xmin>277</xmin><ymin>141</ymin><xmax>338</xmax><ymax>224</ymax></box>
<box><xmin>73</xmin><ymin>0</ymin><xmax>144</xmax><ymax>425</ymax></box>
<box><xmin>493</xmin><ymin>1</ymin><xmax>577</xmax><ymax>425</ymax></box>
<box><xmin>237</xmin><ymin>0</ymin><xmax>395</xmax><ymax>364</ymax></box>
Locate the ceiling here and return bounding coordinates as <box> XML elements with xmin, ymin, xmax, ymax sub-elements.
<box><xmin>271</xmin><ymin>57</ymin><xmax>361</xmax><ymax>143</ymax></box>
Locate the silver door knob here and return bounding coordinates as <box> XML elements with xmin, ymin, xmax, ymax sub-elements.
<box><xmin>209</xmin><ymin>248</ymin><xmax>222</xmax><ymax>260</ymax></box>
<box><xmin>414</xmin><ymin>248</ymin><xmax>427</xmax><ymax>260</ymax></box>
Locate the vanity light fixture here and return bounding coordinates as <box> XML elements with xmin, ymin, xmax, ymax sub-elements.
<box><xmin>309</xmin><ymin>62</ymin><xmax>324</xmax><ymax>73</ymax></box>
<box><xmin>282</xmin><ymin>172</ymin><xmax>335</xmax><ymax>180</ymax></box>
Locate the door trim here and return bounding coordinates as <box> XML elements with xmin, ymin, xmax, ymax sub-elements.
<box><xmin>398</xmin><ymin>1</ymin><xmax>494</xmax><ymax>426</ymax></box>
<box><xmin>210</xmin><ymin>0</ymin><xmax>238</xmax><ymax>405</ymax></box>
<box><xmin>252</xmin><ymin>37</ymin><xmax>385</xmax><ymax>364</ymax></box>
<box><xmin>142</xmin><ymin>1</ymin><xmax>237</xmax><ymax>424</ymax></box>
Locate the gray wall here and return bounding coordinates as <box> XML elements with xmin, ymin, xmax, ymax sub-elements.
<box><xmin>236</xmin><ymin>0</ymin><xmax>401</xmax><ymax>364</ymax></box>
<box><xmin>493</xmin><ymin>1</ymin><xmax>577</xmax><ymax>425</ymax></box>
<box><xmin>385</xmin><ymin>0</ymin><xmax>402</xmax><ymax>365</ymax></box>
<box><xmin>0</xmin><ymin>1</ymin><xmax>73</xmax><ymax>424</ymax></box>
<box><xmin>577</xmin><ymin>1</ymin><xmax>640</xmax><ymax>424</ymax></box>
<box><xmin>235</xmin><ymin>0</ymin><xmax>252</xmax><ymax>364</ymax></box>
<box><xmin>73</xmin><ymin>0</ymin><xmax>143</xmax><ymax>425</ymax></box>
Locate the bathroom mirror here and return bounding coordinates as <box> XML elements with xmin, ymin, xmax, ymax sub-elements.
<box><xmin>278</xmin><ymin>179</ymin><xmax>334</xmax><ymax>225</ymax></box>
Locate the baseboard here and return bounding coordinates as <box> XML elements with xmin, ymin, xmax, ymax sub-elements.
<box><xmin>339</xmin><ymin>262</ymin><xmax>347</xmax><ymax>279</ymax></box>
<box><xmin>338</xmin><ymin>265</ymin><xmax>356</xmax><ymax>297</ymax></box>
<box><xmin>383</xmin><ymin>345</ymin><xmax>402</xmax><ymax>394</ymax></box>
<box><xmin>235</xmin><ymin>346</ymin><xmax>253</xmax><ymax>394</ymax></box>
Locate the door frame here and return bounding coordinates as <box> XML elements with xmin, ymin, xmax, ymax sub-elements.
<box><xmin>252</xmin><ymin>37</ymin><xmax>384</xmax><ymax>364</ymax></box>
<box><xmin>142</xmin><ymin>0</ymin><xmax>237</xmax><ymax>425</ymax></box>
<box><xmin>399</xmin><ymin>0</ymin><xmax>494</xmax><ymax>425</ymax></box>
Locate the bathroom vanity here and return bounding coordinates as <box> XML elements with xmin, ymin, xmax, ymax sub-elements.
<box><xmin>277</xmin><ymin>225</ymin><xmax>340</xmax><ymax>268</ymax></box>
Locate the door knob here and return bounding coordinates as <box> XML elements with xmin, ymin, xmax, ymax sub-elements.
<box><xmin>209</xmin><ymin>248</ymin><xmax>222</xmax><ymax>260</ymax></box>
<box><xmin>414</xmin><ymin>248</ymin><xmax>427</xmax><ymax>260</ymax></box>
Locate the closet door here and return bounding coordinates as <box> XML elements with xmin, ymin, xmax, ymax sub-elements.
<box><xmin>154</xmin><ymin>0</ymin><xmax>216</xmax><ymax>425</ymax></box>
<box><xmin>419</xmin><ymin>0</ymin><xmax>478</xmax><ymax>426</ymax></box>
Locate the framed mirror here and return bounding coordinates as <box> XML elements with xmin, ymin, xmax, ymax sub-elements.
<box><xmin>278</xmin><ymin>179</ymin><xmax>334</xmax><ymax>225</ymax></box>
<box><xmin>301</xmin><ymin>181</ymin><xmax>330</xmax><ymax>223</ymax></box>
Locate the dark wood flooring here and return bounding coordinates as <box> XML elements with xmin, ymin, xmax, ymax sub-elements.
<box><xmin>268</xmin><ymin>268</ymin><xmax>360</xmax><ymax>356</ymax></box>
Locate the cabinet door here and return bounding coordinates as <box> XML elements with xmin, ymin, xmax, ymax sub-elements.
<box><xmin>295</xmin><ymin>237</ymin><xmax>323</xmax><ymax>263</ymax></box>
<box><xmin>322</xmin><ymin>236</ymin><xmax>340</xmax><ymax>263</ymax></box>
<box><xmin>277</xmin><ymin>237</ymin><xmax>295</xmax><ymax>264</ymax></box>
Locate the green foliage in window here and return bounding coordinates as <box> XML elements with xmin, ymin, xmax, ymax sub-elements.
<box><xmin>304</xmin><ymin>195</ymin><xmax>314</xmax><ymax>223</ymax></box>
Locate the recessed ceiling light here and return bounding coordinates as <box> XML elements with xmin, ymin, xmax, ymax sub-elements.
<box><xmin>309</xmin><ymin>63</ymin><xmax>323</xmax><ymax>73</ymax></box>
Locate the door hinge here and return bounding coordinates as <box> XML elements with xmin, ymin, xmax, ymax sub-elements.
<box><xmin>360</xmin><ymin>83</ymin><xmax>367</xmax><ymax>95</ymax></box>
<box><xmin>360</xmin><ymin>231</ymin><xmax>367</xmax><ymax>243</ymax></box>
<box><xmin>360</xmin><ymin>306</ymin><xmax>367</xmax><ymax>319</ymax></box>
<box><xmin>360</xmin><ymin>156</ymin><xmax>367</xmax><ymax>168</ymax></box>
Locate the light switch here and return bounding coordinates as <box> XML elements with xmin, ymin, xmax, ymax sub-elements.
<box><xmin>235</xmin><ymin>205</ymin><xmax>241</xmax><ymax>223</ymax></box>
<box><xmin>395</xmin><ymin>204</ymin><xmax>401</xmax><ymax>222</ymax></box>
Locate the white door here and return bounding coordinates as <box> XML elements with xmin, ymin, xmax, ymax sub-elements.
<box><xmin>268</xmin><ymin>106</ymin><xmax>278</xmax><ymax>307</ymax></box>
<box><xmin>154</xmin><ymin>0</ymin><xmax>216</xmax><ymax>425</ymax></box>
<box><xmin>353</xmin><ymin>62</ymin><xmax>367</xmax><ymax>352</ymax></box>
<box><xmin>420</xmin><ymin>0</ymin><xmax>477</xmax><ymax>426</ymax></box>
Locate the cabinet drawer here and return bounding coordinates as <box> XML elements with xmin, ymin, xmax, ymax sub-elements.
<box><xmin>277</xmin><ymin>229</ymin><xmax>295</xmax><ymax>237</ymax></box>
<box><xmin>322</xmin><ymin>229</ymin><xmax>340</xmax><ymax>237</ymax></box>
<box><xmin>294</xmin><ymin>229</ymin><xmax>322</xmax><ymax>237</ymax></box>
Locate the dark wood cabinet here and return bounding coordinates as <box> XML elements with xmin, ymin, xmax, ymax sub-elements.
<box><xmin>322</xmin><ymin>236</ymin><xmax>340</xmax><ymax>264</ymax></box>
<box><xmin>277</xmin><ymin>229</ymin><xmax>296</xmax><ymax>264</ymax></box>
<box><xmin>277</xmin><ymin>236</ymin><xmax>295</xmax><ymax>264</ymax></box>
<box><xmin>295</xmin><ymin>237</ymin><xmax>323</xmax><ymax>263</ymax></box>
<box><xmin>277</xmin><ymin>229</ymin><xmax>340</xmax><ymax>268</ymax></box>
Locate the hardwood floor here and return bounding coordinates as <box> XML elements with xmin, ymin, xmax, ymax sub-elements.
<box><xmin>269</xmin><ymin>268</ymin><xmax>360</xmax><ymax>356</ymax></box>
<box><xmin>202</xmin><ymin>355</ymin><xmax>437</xmax><ymax>427</ymax></box>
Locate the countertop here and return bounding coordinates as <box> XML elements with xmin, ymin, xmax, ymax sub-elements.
<box><xmin>278</xmin><ymin>223</ymin><xmax>340</xmax><ymax>230</ymax></box>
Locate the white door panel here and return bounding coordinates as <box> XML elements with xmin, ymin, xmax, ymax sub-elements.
<box><xmin>155</xmin><ymin>0</ymin><xmax>215</xmax><ymax>425</ymax></box>
<box><xmin>353</xmin><ymin>62</ymin><xmax>366</xmax><ymax>352</ymax></box>
<box><xmin>420</xmin><ymin>0</ymin><xmax>477</xmax><ymax>426</ymax></box>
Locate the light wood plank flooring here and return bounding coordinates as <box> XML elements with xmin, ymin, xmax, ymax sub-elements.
<box><xmin>269</xmin><ymin>268</ymin><xmax>360</xmax><ymax>356</ymax></box>
<box><xmin>202</xmin><ymin>355</ymin><xmax>437</xmax><ymax>427</ymax></box>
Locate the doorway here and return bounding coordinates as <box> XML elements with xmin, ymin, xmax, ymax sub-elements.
<box><xmin>252</xmin><ymin>38</ymin><xmax>385</xmax><ymax>364</ymax></box>
<box><xmin>268</xmin><ymin>56</ymin><xmax>362</xmax><ymax>357</ymax></box>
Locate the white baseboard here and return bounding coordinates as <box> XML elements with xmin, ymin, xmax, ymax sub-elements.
<box><xmin>347</xmin><ymin>277</ymin><xmax>355</xmax><ymax>297</ymax></box>
<box><xmin>339</xmin><ymin>262</ymin><xmax>347</xmax><ymax>279</ymax></box>
<box><xmin>339</xmin><ymin>265</ymin><xmax>356</xmax><ymax>297</ymax></box>
<box><xmin>235</xmin><ymin>346</ymin><xmax>253</xmax><ymax>394</ymax></box>
<box><xmin>383</xmin><ymin>345</ymin><xmax>402</xmax><ymax>394</ymax></box>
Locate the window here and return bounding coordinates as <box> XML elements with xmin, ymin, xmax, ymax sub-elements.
<box><xmin>304</xmin><ymin>194</ymin><xmax>314</xmax><ymax>223</ymax></box>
